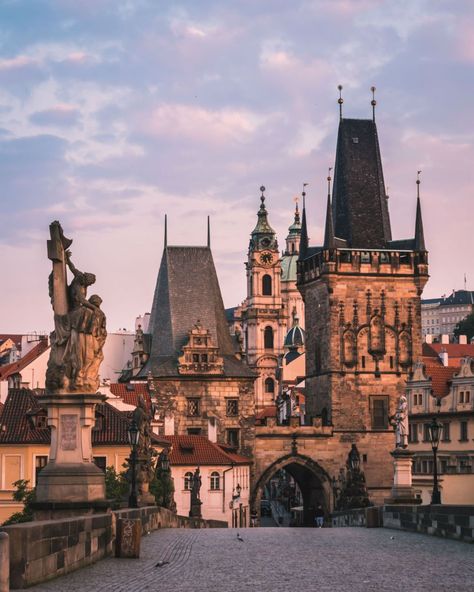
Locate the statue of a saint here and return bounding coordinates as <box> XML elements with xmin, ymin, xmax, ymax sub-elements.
<box><xmin>390</xmin><ymin>394</ymin><xmax>409</xmax><ymax>448</ymax></box>
<box><xmin>46</xmin><ymin>221</ymin><xmax>107</xmax><ymax>393</ymax></box>
<box><xmin>191</xmin><ymin>467</ymin><xmax>202</xmax><ymax>501</ymax></box>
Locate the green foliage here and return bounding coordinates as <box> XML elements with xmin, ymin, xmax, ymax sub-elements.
<box><xmin>105</xmin><ymin>466</ymin><xmax>128</xmax><ymax>508</ymax></box>
<box><xmin>151</xmin><ymin>468</ymin><xmax>175</xmax><ymax>510</ymax></box>
<box><xmin>2</xmin><ymin>479</ymin><xmax>36</xmax><ymax>525</ymax></box>
<box><xmin>454</xmin><ymin>313</ymin><xmax>474</xmax><ymax>342</ymax></box>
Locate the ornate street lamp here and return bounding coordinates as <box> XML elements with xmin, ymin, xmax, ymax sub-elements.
<box><xmin>427</xmin><ymin>414</ymin><xmax>442</xmax><ymax>505</ymax></box>
<box><xmin>127</xmin><ymin>419</ymin><xmax>139</xmax><ymax>508</ymax></box>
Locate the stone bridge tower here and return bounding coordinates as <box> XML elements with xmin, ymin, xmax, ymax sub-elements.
<box><xmin>298</xmin><ymin>117</ymin><xmax>428</xmax><ymax>432</ymax></box>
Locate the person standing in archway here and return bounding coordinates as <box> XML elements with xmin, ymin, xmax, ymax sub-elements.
<box><xmin>314</xmin><ymin>504</ymin><xmax>324</xmax><ymax>528</ymax></box>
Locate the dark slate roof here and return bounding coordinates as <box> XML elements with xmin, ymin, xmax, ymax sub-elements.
<box><xmin>0</xmin><ymin>389</ymin><xmax>139</xmax><ymax>446</ymax></box>
<box><xmin>443</xmin><ymin>290</ymin><xmax>474</xmax><ymax>306</ymax></box>
<box><xmin>332</xmin><ymin>118</ymin><xmax>392</xmax><ymax>248</ymax></box>
<box><xmin>225</xmin><ymin>307</ymin><xmax>237</xmax><ymax>322</ymax></box>
<box><xmin>0</xmin><ymin>389</ymin><xmax>49</xmax><ymax>444</ymax></box>
<box><xmin>143</xmin><ymin>246</ymin><xmax>255</xmax><ymax>379</ymax></box>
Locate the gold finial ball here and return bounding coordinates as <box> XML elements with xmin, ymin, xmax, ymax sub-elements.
<box><xmin>371</xmin><ymin>100</ymin><xmax>377</xmax><ymax>106</ymax></box>
<box><xmin>327</xmin><ymin>176</ymin><xmax>331</xmax><ymax>181</ymax></box>
<box><xmin>338</xmin><ymin>84</ymin><xmax>343</xmax><ymax>91</ymax></box>
<box><xmin>338</xmin><ymin>98</ymin><xmax>343</xmax><ymax>104</ymax></box>
<box><xmin>260</xmin><ymin>185</ymin><xmax>265</xmax><ymax>193</ymax></box>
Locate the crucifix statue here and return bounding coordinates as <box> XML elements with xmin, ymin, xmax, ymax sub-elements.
<box><xmin>46</xmin><ymin>221</ymin><xmax>107</xmax><ymax>394</ymax></box>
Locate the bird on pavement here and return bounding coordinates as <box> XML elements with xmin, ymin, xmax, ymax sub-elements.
<box><xmin>155</xmin><ymin>560</ymin><xmax>170</xmax><ymax>568</ymax></box>
<box><xmin>237</xmin><ymin>533</ymin><xmax>244</xmax><ymax>542</ymax></box>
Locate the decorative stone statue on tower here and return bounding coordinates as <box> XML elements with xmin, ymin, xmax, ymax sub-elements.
<box><xmin>391</xmin><ymin>394</ymin><xmax>409</xmax><ymax>449</ymax></box>
<box><xmin>34</xmin><ymin>221</ymin><xmax>108</xmax><ymax>518</ymax></box>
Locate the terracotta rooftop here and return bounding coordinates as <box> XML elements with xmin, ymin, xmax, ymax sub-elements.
<box><xmin>424</xmin><ymin>366</ymin><xmax>458</xmax><ymax>398</ymax></box>
<box><xmin>256</xmin><ymin>405</ymin><xmax>277</xmax><ymax>420</ymax></box>
<box><xmin>0</xmin><ymin>339</ymin><xmax>49</xmax><ymax>380</ymax></box>
<box><xmin>422</xmin><ymin>343</ymin><xmax>474</xmax><ymax>367</ymax></box>
<box><xmin>109</xmin><ymin>383</ymin><xmax>152</xmax><ymax>409</ymax></box>
<box><xmin>162</xmin><ymin>435</ymin><xmax>250</xmax><ymax>466</ymax></box>
<box><xmin>0</xmin><ymin>334</ymin><xmax>22</xmax><ymax>349</ymax></box>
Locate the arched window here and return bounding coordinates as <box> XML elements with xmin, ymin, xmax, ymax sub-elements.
<box><xmin>262</xmin><ymin>274</ymin><xmax>272</xmax><ymax>296</ymax></box>
<box><xmin>184</xmin><ymin>472</ymin><xmax>193</xmax><ymax>491</ymax></box>
<box><xmin>264</xmin><ymin>377</ymin><xmax>275</xmax><ymax>394</ymax></box>
<box><xmin>264</xmin><ymin>326</ymin><xmax>274</xmax><ymax>350</ymax></box>
<box><xmin>210</xmin><ymin>471</ymin><xmax>220</xmax><ymax>490</ymax></box>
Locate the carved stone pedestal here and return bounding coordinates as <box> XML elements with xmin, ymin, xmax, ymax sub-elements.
<box><xmin>189</xmin><ymin>500</ymin><xmax>202</xmax><ymax>519</ymax></box>
<box><xmin>34</xmin><ymin>392</ymin><xmax>108</xmax><ymax>519</ymax></box>
<box><xmin>385</xmin><ymin>448</ymin><xmax>421</xmax><ymax>505</ymax></box>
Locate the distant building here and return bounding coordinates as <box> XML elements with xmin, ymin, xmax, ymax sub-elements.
<box><xmin>163</xmin><ymin>435</ymin><xmax>251</xmax><ymax>527</ymax></box>
<box><xmin>406</xmin><ymin>352</ymin><xmax>474</xmax><ymax>505</ymax></box>
<box><xmin>134</xmin><ymin>233</ymin><xmax>256</xmax><ymax>457</ymax></box>
<box><xmin>228</xmin><ymin>193</ymin><xmax>305</xmax><ymax>411</ymax></box>
<box><xmin>422</xmin><ymin>290</ymin><xmax>474</xmax><ymax>340</ymax></box>
<box><xmin>0</xmin><ymin>337</ymin><xmax>49</xmax><ymax>402</ymax></box>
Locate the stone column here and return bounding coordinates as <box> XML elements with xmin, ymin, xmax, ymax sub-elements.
<box><xmin>34</xmin><ymin>392</ymin><xmax>108</xmax><ymax>519</ymax></box>
<box><xmin>385</xmin><ymin>448</ymin><xmax>421</xmax><ymax>505</ymax></box>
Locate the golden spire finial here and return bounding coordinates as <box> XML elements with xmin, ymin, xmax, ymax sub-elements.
<box><xmin>327</xmin><ymin>167</ymin><xmax>333</xmax><ymax>197</ymax></box>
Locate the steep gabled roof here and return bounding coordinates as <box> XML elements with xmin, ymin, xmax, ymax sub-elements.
<box><xmin>142</xmin><ymin>246</ymin><xmax>255</xmax><ymax>379</ymax></box>
<box><xmin>0</xmin><ymin>339</ymin><xmax>49</xmax><ymax>380</ymax></box>
<box><xmin>109</xmin><ymin>383</ymin><xmax>152</xmax><ymax>410</ymax></box>
<box><xmin>424</xmin><ymin>365</ymin><xmax>458</xmax><ymax>398</ymax></box>
<box><xmin>332</xmin><ymin>118</ymin><xmax>392</xmax><ymax>248</ymax></box>
<box><xmin>163</xmin><ymin>435</ymin><xmax>250</xmax><ymax>466</ymax></box>
<box><xmin>423</xmin><ymin>342</ymin><xmax>474</xmax><ymax>367</ymax></box>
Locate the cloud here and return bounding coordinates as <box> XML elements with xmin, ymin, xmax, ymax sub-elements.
<box><xmin>29</xmin><ymin>103</ymin><xmax>81</xmax><ymax>127</ymax></box>
<box><xmin>0</xmin><ymin>55</ymin><xmax>38</xmax><ymax>70</ymax></box>
<box><xmin>144</xmin><ymin>103</ymin><xmax>269</xmax><ymax>144</ymax></box>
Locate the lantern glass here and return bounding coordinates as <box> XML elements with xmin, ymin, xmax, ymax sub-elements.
<box><xmin>128</xmin><ymin>420</ymin><xmax>139</xmax><ymax>447</ymax></box>
<box><xmin>428</xmin><ymin>418</ymin><xmax>442</xmax><ymax>448</ymax></box>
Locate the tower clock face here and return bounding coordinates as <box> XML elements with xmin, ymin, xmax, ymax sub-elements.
<box><xmin>260</xmin><ymin>251</ymin><xmax>274</xmax><ymax>267</ymax></box>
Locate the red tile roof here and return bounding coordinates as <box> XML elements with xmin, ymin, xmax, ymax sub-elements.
<box><xmin>162</xmin><ymin>435</ymin><xmax>251</xmax><ymax>466</ymax></box>
<box><xmin>423</xmin><ymin>365</ymin><xmax>458</xmax><ymax>398</ymax></box>
<box><xmin>0</xmin><ymin>334</ymin><xmax>22</xmax><ymax>349</ymax></box>
<box><xmin>0</xmin><ymin>339</ymin><xmax>49</xmax><ymax>380</ymax></box>
<box><xmin>422</xmin><ymin>343</ymin><xmax>474</xmax><ymax>366</ymax></box>
<box><xmin>109</xmin><ymin>383</ymin><xmax>152</xmax><ymax>409</ymax></box>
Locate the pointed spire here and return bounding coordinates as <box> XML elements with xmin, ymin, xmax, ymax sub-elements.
<box><xmin>414</xmin><ymin>170</ymin><xmax>426</xmax><ymax>251</ymax></box>
<box><xmin>298</xmin><ymin>183</ymin><xmax>309</xmax><ymax>259</ymax></box>
<box><xmin>164</xmin><ymin>214</ymin><xmax>167</xmax><ymax>248</ymax></box>
<box><xmin>323</xmin><ymin>168</ymin><xmax>336</xmax><ymax>249</ymax></box>
<box><xmin>294</xmin><ymin>196</ymin><xmax>300</xmax><ymax>225</ymax></box>
<box><xmin>371</xmin><ymin>86</ymin><xmax>376</xmax><ymax>122</ymax></box>
<box><xmin>338</xmin><ymin>85</ymin><xmax>343</xmax><ymax>121</ymax></box>
<box><xmin>207</xmin><ymin>215</ymin><xmax>211</xmax><ymax>247</ymax></box>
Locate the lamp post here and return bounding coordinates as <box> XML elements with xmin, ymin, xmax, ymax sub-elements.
<box><xmin>427</xmin><ymin>415</ymin><xmax>442</xmax><ymax>505</ymax></box>
<box><xmin>127</xmin><ymin>419</ymin><xmax>139</xmax><ymax>508</ymax></box>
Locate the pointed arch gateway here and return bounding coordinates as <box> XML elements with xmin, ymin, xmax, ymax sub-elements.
<box><xmin>251</xmin><ymin>453</ymin><xmax>332</xmax><ymax>527</ymax></box>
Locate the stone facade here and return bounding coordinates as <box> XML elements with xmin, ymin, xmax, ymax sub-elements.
<box><xmin>150</xmin><ymin>377</ymin><xmax>255</xmax><ymax>456</ymax></box>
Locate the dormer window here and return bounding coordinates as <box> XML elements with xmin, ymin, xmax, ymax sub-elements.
<box><xmin>36</xmin><ymin>414</ymin><xmax>48</xmax><ymax>429</ymax></box>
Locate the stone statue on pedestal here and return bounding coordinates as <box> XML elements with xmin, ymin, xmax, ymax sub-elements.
<box><xmin>127</xmin><ymin>395</ymin><xmax>156</xmax><ymax>506</ymax></box>
<box><xmin>46</xmin><ymin>220</ymin><xmax>107</xmax><ymax>393</ymax></box>
<box><xmin>189</xmin><ymin>467</ymin><xmax>202</xmax><ymax>518</ymax></box>
<box><xmin>34</xmin><ymin>222</ymin><xmax>108</xmax><ymax>517</ymax></box>
<box><xmin>391</xmin><ymin>394</ymin><xmax>408</xmax><ymax>449</ymax></box>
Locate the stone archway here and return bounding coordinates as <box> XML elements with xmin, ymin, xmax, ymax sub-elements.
<box><xmin>251</xmin><ymin>453</ymin><xmax>332</xmax><ymax>526</ymax></box>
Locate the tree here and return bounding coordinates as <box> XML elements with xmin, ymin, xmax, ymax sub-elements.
<box><xmin>150</xmin><ymin>466</ymin><xmax>176</xmax><ymax>511</ymax></box>
<box><xmin>2</xmin><ymin>479</ymin><xmax>36</xmax><ymax>525</ymax></box>
<box><xmin>105</xmin><ymin>466</ymin><xmax>128</xmax><ymax>508</ymax></box>
<box><xmin>454</xmin><ymin>313</ymin><xmax>474</xmax><ymax>342</ymax></box>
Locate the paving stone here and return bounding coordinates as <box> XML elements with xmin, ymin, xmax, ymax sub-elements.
<box><xmin>29</xmin><ymin>527</ymin><xmax>473</xmax><ymax>592</ymax></box>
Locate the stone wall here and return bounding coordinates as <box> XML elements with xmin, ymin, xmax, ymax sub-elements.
<box><xmin>1</xmin><ymin>506</ymin><xmax>227</xmax><ymax>589</ymax></box>
<box><xmin>383</xmin><ymin>504</ymin><xmax>474</xmax><ymax>543</ymax></box>
<box><xmin>331</xmin><ymin>507</ymin><xmax>382</xmax><ymax>528</ymax></box>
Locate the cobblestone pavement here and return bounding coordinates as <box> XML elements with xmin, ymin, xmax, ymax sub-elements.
<box><xmin>31</xmin><ymin>528</ymin><xmax>473</xmax><ymax>592</ymax></box>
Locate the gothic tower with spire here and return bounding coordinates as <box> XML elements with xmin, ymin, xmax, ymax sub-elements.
<box><xmin>297</xmin><ymin>103</ymin><xmax>429</xmax><ymax>493</ymax></box>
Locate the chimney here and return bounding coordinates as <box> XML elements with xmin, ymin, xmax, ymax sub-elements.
<box><xmin>439</xmin><ymin>349</ymin><xmax>449</xmax><ymax>367</ymax></box>
<box><xmin>441</xmin><ymin>334</ymin><xmax>449</xmax><ymax>344</ymax></box>
<box><xmin>425</xmin><ymin>334</ymin><xmax>433</xmax><ymax>344</ymax></box>
<box><xmin>459</xmin><ymin>335</ymin><xmax>467</xmax><ymax>345</ymax></box>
